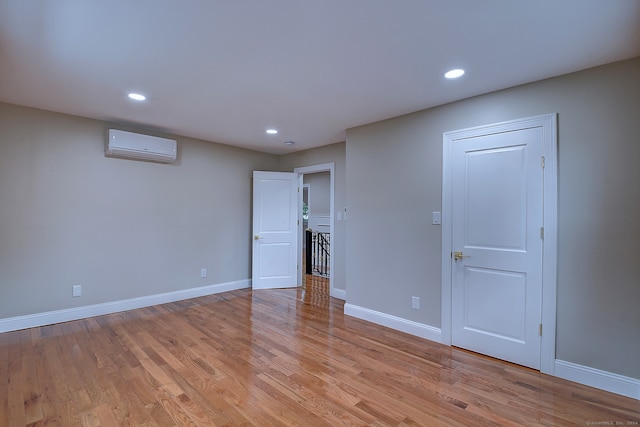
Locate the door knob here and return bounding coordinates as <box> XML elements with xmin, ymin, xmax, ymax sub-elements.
<box><xmin>453</xmin><ymin>251</ymin><xmax>470</xmax><ymax>261</ymax></box>
<box><xmin>254</xmin><ymin>235</ymin><xmax>263</xmax><ymax>240</ymax></box>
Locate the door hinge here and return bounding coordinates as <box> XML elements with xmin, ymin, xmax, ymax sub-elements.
<box><xmin>539</xmin><ymin>323</ymin><xmax>543</xmax><ymax>336</ymax></box>
<box><xmin>540</xmin><ymin>227</ymin><xmax>544</xmax><ymax>239</ymax></box>
<box><xmin>541</xmin><ymin>156</ymin><xmax>546</xmax><ymax>169</ymax></box>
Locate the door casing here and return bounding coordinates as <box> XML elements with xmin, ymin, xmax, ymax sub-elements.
<box><xmin>441</xmin><ymin>114</ymin><xmax>558</xmax><ymax>374</ymax></box>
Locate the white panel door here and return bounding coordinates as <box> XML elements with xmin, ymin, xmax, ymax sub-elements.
<box><xmin>451</xmin><ymin>128</ymin><xmax>543</xmax><ymax>369</ymax></box>
<box><xmin>252</xmin><ymin>171</ymin><xmax>299</xmax><ymax>290</ymax></box>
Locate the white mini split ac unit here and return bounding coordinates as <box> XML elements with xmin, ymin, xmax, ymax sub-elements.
<box><xmin>106</xmin><ymin>129</ymin><xmax>177</xmax><ymax>163</ymax></box>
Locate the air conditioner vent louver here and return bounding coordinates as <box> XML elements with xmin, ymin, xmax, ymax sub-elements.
<box><xmin>106</xmin><ymin>129</ymin><xmax>177</xmax><ymax>163</ymax></box>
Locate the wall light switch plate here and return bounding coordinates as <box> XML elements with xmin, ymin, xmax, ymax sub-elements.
<box><xmin>432</xmin><ymin>211</ymin><xmax>441</xmax><ymax>225</ymax></box>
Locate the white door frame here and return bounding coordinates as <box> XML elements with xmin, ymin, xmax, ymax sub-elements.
<box><xmin>441</xmin><ymin>114</ymin><xmax>558</xmax><ymax>375</ymax></box>
<box><xmin>294</xmin><ymin>163</ymin><xmax>337</xmax><ymax>298</ymax></box>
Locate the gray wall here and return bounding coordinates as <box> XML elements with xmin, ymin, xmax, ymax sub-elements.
<box><xmin>278</xmin><ymin>142</ymin><xmax>346</xmax><ymax>292</ymax></box>
<box><xmin>0</xmin><ymin>103</ymin><xmax>278</xmax><ymax>318</ymax></box>
<box><xmin>346</xmin><ymin>57</ymin><xmax>640</xmax><ymax>379</ymax></box>
<box><xmin>304</xmin><ymin>172</ymin><xmax>330</xmax><ymax>215</ymax></box>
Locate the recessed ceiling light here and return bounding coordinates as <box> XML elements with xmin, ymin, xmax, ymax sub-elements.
<box><xmin>266</xmin><ymin>129</ymin><xmax>278</xmax><ymax>134</ymax></box>
<box><xmin>444</xmin><ymin>69</ymin><xmax>465</xmax><ymax>79</ymax></box>
<box><xmin>284</xmin><ymin>141</ymin><xmax>295</xmax><ymax>146</ymax></box>
<box><xmin>128</xmin><ymin>93</ymin><xmax>146</xmax><ymax>101</ymax></box>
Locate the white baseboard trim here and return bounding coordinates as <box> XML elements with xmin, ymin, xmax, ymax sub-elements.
<box><xmin>0</xmin><ymin>279</ymin><xmax>251</xmax><ymax>333</ymax></box>
<box><xmin>344</xmin><ymin>303</ymin><xmax>441</xmax><ymax>343</ymax></box>
<box><xmin>554</xmin><ymin>359</ymin><xmax>639</xmax><ymax>400</ymax></box>
<box><xmin>331</xmin><ymin>288</ymin><xmax>346</xmax><ymax>300</ymax></box>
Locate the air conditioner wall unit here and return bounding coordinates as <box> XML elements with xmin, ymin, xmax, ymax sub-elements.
<box><xmin>106</xmin><ymin>129</ymin><xmax>177</xmax><ymax>163</ymax></box>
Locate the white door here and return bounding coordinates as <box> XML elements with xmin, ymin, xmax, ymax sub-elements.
<box><xmin>451</xmin><ymin>127</ymin><xmax>543</xmax><ymax>369</ymax></box>
<box><xmin>252</xmin><ymin>171</ymin><xmax>300</xmax><ymax>290</ymax></box>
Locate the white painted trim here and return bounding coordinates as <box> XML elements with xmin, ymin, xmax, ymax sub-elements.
<box><xmin>540</xmin><ymin>114</ymin><xmax>558</xmax><ymax>375</ymax></box>
<box><xmin>0</xmin><ymin>279</ymin><xmax>250</xmax><ymax>333</ymax></box>
<box><xmin>555</xmin><ymin>360</ymin><xmax>640</xmax><ymax>400</ymax></box>
<box><xmin>332</xmin><ymin>288</ymin><xmax>347</xmax><ymax>300</ymax></box>
<box><xmin>441</xmin><ymin>113</ymin><xmax>558</xmax><ymax>374</ymax></box>
<box><xmin>294</xmin><ymin>162</ymin><xmax>342</xmax><ymax>300</ymax></box>
<box><xmin>344</xmin><ymin>303</ymin><xmax>442</xmax><ymax>343</ymax></box>
<box><xmin>441</xmin><ymin>134</ymin><xmax>453</xmax><ymax>346</ymax></box>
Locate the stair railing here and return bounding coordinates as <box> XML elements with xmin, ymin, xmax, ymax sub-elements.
<box><xmin>305</xmin><ymin>229</ymin><xmax>330</xmax><ymax>277</ymax></box>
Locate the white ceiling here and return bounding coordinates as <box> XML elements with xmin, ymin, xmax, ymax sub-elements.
<box><xmin>1</xmin><ymin>1</ymin><xmax>639</xmax><ymax>154</ymax></box>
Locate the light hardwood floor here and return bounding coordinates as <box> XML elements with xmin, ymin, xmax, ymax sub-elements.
<box><xmin>1</xmin><ymin>279</ymin><xmax>638</xmax><ymax>426</ymax></box>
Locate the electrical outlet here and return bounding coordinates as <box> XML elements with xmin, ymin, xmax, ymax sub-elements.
<box><xmin>411</xmin><ymin>296</ymin><xmax>420</xmax><ymax>310</ymax></box>
<box><xmin>200</xmin><ymin>268</ymin><xmax>207</xmax><ymax>278</ymax></box>
<box><xmin>72</xmin><ymin>285</ymin><xmax>82</xmax><ymax>297</ymax></box>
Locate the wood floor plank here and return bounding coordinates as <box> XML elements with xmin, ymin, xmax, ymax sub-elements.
<box><xmin>0</xmin><ymin>333</ymin><xmax>9</xmax><ymax>427</ymax></box>
<box><xmin>1</xmin><ymin>279</ymin><xmax>638</xmax><ymax>426</ymax></box>
<box><xmin>22</xmin><ymin>349</ymin><xmax>43</xmax><ymax>425</ymax></box>
<box><xmin>7</xmin><ymin>331</ymin><xmax>26</xmax><ymax>426</ymax></box>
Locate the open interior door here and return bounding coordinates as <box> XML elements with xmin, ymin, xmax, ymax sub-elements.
<box><xmin>252</xmin><ymin>171</ymin><xmax>300</xmax><ymax>290</ymax></box>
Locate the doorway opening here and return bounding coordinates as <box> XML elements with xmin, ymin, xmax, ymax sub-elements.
<box><xmin>294</xmin><ymin>163</ymin><xmax>335</xmax><ymax>299</ymax></box>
